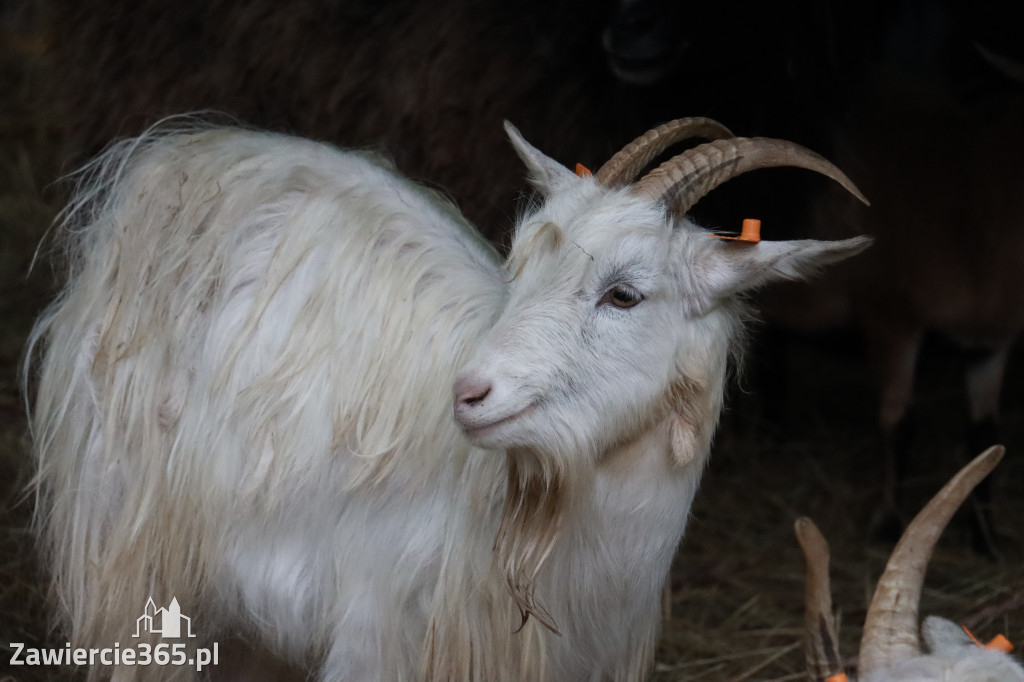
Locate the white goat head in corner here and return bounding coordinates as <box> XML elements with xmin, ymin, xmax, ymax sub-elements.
<box><xmin>453</xmin><ymin>118</ymin><xmax>871</xmax><ymax>625</ymax></box>
<box><xmin>796</xmin><ymin>444</ymin><xmax>1024</xmax><ymax>682</ymax></box>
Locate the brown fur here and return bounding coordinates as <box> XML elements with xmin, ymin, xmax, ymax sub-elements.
<box><xmin>38</xmin><ymin>0</ymin><xmax>618</xmax><ymax>239</ymax></box>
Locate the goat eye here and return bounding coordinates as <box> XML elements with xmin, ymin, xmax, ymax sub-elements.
<box><xmin>600</xmin><ymin>285</ymin><xmax>643</xmax><ymax>309</ymax></box>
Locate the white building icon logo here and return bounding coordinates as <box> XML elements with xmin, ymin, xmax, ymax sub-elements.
<box><xmin>133</xmin><ymin>597</ymin><xmax>196</xmax><ymax>639</ymax></box>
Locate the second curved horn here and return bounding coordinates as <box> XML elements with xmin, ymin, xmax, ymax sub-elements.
<box><xmin>595</xmin><ymin>117</ymin><xmax>734</xmax><ymax>188</ymax></box>
<box><xmin>632</xmin><ymin>137</ymin><xmax>869</xmax><ymax>219</ymax></box>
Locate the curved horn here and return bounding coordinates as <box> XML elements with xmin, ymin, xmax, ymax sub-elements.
<box><xmin>595</xmin><ymin>117</ymin><xmax>734</xmax><ymax>188</ymax></box>
<box><xmin>632</xmin><ymin>137</ymin><xmax>870</xmax><ymax>218</ymax></box>
<box><xmin>795</xmin><ymin>517</ymin><xmax>845</xmax><ymax>682</ymax></box>
<box><xmin>858</xmin><ymin>445</ymin><xmax>1005</xmax><ymax>676</ymax></box>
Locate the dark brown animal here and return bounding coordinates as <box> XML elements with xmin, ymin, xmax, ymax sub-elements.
<box><xmin>35</xmin><ymin>0</ymin><xmax>860</xmax><ymax>242</ymax></box>
<box><xmin>767</xmin><ymin>29</ymin><xmax>1024</xmax><ymax>551</ymax></box>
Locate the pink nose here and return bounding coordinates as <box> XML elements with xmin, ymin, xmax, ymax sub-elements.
<box><xmin>453</xmin><ymin>375</ymin><xmax>492</xmax><ymax>409</ymax></box>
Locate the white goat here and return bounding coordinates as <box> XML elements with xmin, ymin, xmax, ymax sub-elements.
<box><xmin>796</xmin><ymin>445</ymin><xmax>1024</xmax><ymax>682</ymax></box>
<box><xmin>28</xmin><ymin>117</ymin><xmax>869</xmax><ymax>681</ymax></box>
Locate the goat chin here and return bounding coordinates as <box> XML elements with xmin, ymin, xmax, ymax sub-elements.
<box><xmin>28</xmin><ymin>120</ymin><xmax>867</xmax><ymax>681</ymax></box>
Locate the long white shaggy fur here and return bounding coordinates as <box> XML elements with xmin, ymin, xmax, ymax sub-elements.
<box><xmin>27</xmin><ymin>122</ymin><xmax>868</xmax><ymax>681</ymax></box>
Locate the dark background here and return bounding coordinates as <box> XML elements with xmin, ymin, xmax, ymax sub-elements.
<box><xmin>2</xmin><ymin>0</ymin><xmax>1023</xmax><ymax>679</ymax></box>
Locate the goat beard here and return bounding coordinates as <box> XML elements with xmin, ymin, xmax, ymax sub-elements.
<box><xmin>493</xmin><ymin>449</ymin><xmax>576</xmax><ymax>635</ymax></box>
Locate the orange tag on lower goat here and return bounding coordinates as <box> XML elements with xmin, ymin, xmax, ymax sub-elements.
<box><xmin>962</xmin><ymin>625</ymin><xmax>1014</xmax><ymax>653</ymax></box>
<box><xmin>986</xmin><ymin>634</ymin><xmax>1014</xmax><ymax>653</ymax></box>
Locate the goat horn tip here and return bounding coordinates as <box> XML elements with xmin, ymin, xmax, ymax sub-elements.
<box><xmin>970</xmin><ymin>444</ymin><xmax>1006</xmax><ymax>477</ymax></box>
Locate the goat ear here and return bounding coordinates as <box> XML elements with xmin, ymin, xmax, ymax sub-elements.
<box><xmin>505</xmin><ymin>121</ymin><xmax>577</xmax><ymax>196</ymax></box>
<box><xmin>922</xmin><ymin>616</ymin><xmax>975</xmax><ymax>653</ymax></box>
<box><xmin>682</xmin><ymin>235</ymin><xmax>871</xmax><ymax>310</ymax></box>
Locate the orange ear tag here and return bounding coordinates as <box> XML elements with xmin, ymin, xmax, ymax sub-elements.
<box><xmin>575</xmin><ymin>163</ymin><xmax>593</xmax><ymax>178</ymax></box>
<box><xmin>962</xmin><ymin>625</ymin><xmax>1014</xmax><ymax>653</ymax></box>
<box><xmin>826</xmin><ymin>674</ymin><xmax>849</xmax><ymax>682</ymax></box>
<box><xmin>712</xmin><ymin>218</ymin><xmax>761</xmax><ymax>243</ymax></box>
<box><xmin>986</xmin><ymin>634</ymin><xmax>1014</xmax><ymax>653</ymax></box>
